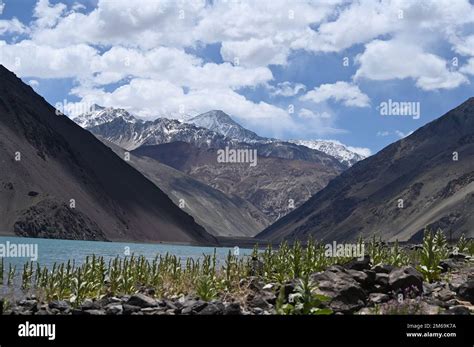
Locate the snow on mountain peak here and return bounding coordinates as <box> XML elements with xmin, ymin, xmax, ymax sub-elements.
<box><xmin>73</xmin><ymin>105</ymin><xmax>140</xmax><ymax>128</ymax></box>
<box><xmin>289</xmin><ymin>139</ymin><xmax>370</xmax><ymax>167</ymax></box>
<box><xmin>187</xmin><ymin>110</ymin><xmax>263</xmax><ymax>143</ymax></box>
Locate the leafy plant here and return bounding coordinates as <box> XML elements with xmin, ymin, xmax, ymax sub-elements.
<box><xmin>276</xmin><ymin>275</ymin><xmax>332</xmax><ymax>315</ymax></box>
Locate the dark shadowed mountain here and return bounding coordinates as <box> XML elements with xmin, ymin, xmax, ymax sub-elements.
<box><xmin>132</xmin><ymin>142</ymin><xmax>343</xmax><ymax>222</ymax></box>
<box><xmin>98</xmin><ymin>137</ymin><xmax>269</xmax><ymax>237</ymax></box>
<box><xmin>0</xmin><ymin>65</ymin><xmax>217</xmax><ymax>245</ymax></box>
<box><xmin>258</xmin><ymin>98</ymin><xmax>474</xmax><ymax>243</ymax></box>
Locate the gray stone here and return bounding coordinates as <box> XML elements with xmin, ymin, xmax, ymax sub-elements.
<box><xmin>388</xmin><ymin>266</ymin><xmax>423</xmax><ymax>293</ymax></box>
<box><xmin>106</xmin><ymin>304</ymin><xmax>123</xmax><ymax>315</ymax></box>
<box><xmin>368</xmin><ymin>293</ymin><xmax>390</xmax><ymax>304</ymax></box>
<box><xmin>457</xmin><ymin>280</ymin><xmax>474</xmax><ymax>304</ymax></box>
<box><xmin>48</xmin><ymin>300</ymin><xmax>70</xmax><ymax>311</ymax></box>
<box><xmin>126</xmin><ymin>293</ymin><xmax>158</xmax><ymax>308</ymax></box>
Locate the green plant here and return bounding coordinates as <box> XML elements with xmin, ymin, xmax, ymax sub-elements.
<box><xmin>276</xmin><ymin>275</ymin><xmax>332</xmax><ymax>315</ymax></box>
<box><xmin>195</xmin><ymin>274</ymin><xmax>217</xmax><ymax>301</ymax></box>
<box><xmin>417</xmin><ymin>229</ymin><xmax>443</xmax><ymax>282</ymax></box>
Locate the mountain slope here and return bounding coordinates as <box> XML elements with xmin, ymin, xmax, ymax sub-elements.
<box><xmin>258</xmin><ymin>98</ymin><xmax>474</xmax><ymax>242</ymax></box>
<box><xmin>98</xmin><ymin>137</ymin><xmax>269</xmax><ymax>237</ymax></box>
<box><xmin>0</xmin><ymin>65</ymin><xmax>216</xmax><ymax>245</ymax></box>
<box><xmin>132</xmin><ymin>142</ymin><xmax>342</xmax><ymax>222</ymax></box>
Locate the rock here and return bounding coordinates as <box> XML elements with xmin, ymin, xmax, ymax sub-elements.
<box><xmin>106</xmin><ymin>304</ymin><xmax>123</xmax><ymax>315</ymax></box>
<box><xmin>439</xmin><ymin>259</ymin><xmax>457</xmax><ymax>273</ymax></box>
<box><xmin>83</xmin><ymin>309</ymin><xmax>106</xmax><ymax>315</ymax></box>
<box><xmin>19</xmin><ymin>299</ymin><xmax>38</xmax><ymax>311</ymax></box>
<box><xmin>48</xmin><ymin>300</ymin><xmax>69</xmax><ymax>311</ymax></box>
<box><xmin>122</xmin><ymin>304</ymin><xmax>141</xmax><ymax>315</ymax></box>
<box><xmin>375</xmin><ymin>273</ymin><xmax>389</xmax><ymax>291</ymax></box>
<box><xmin>181</xmin><ymin>300</ymin><xmax>207</xmax><ymax>314</ymax></box>
<box><xmin>311</xmin><ymin>266</ymin><xmax>366</xmax><ymax>314</ymax></box>
<box><xmin>141</xmin><ymin>307</ymin><xmax>163</xmax><ymax>315</ymax></box>
<box><xmin>197</xmin><ymin>302</ymin><xmax>224</xmax><ymax>315</ymax></box>
<box><xmin>442</xmin><ymin>305</ymin><xmax>471</xmax><ymax>315</ymax></box>
<box><xmin>434</xmin><ymin>288</ymin><xmax>456</xmax><ymax>302</ymax></box>
<box><xmin>247</xmin><ymin>294</ymin><xmax>271</xmax><ymax>309</ymax></box>
<box><xmin>263</xmin><ymin>283</ymin><xmax>275</xmax><ymax>290</ymax></box>
<box><xmin>368</xmin><ymin>293</ymin><xmax>390</xmax><ymax>305</ymax></box>
<box><xmin>81</xmin><ymin>299</ymin><xmax>100</xmax><ymax>310</ymax></box>
<box><xmin>347</xmin><ymin>269</ymin><xmax>375</xmax><ymax>290</ymax></box>
<box><xmin>224</xmin><ymin>302</ymin><xmax>242</xmax><ymax>315</ymax></box>
<box><xmin>457</xmin><ymin>280</ymin><xmax>474</xmax><ymax>303</ymax></box>
<box><xmin>126</xmin><ymin>293</ymin><xmax>158</xmax><ymax>308</ymax></box>
<box><xmin>449</xmin><ymin>252</ymin><xmax>469</xmax><ymax>260</ymax></box>
<box><xmin>388</xmin><ymin>266</ymin><xmax>423</xmax><ymax>294</ymax></box>
<box><xmin>344</xmin><ymin>255</ymin><xmax>371</xmax><ymax>271</ymax></box>
<box><xmin>372</xmin><ymin>264</ymin><xmax>394</xmax><ymax>274</ymax></box>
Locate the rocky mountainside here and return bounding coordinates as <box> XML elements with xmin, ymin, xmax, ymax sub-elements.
<box><xmin>258</xmin><ymin>98</ymin><xmax>474</xmax><ymax>243</ymax></box>
<box><xmin>0</xmin><ymin>65</ymin><xmax>216</xmax><ymax>245</ymax></box>
<box><xmin>289</xmin><ymin>139</ymin><xmax>368</xmax><ymax>167</ymax></box>
<box><xmin>132</xmin><ymin>142</ymin><xmax>342</xmax><ymax>222</ymax></box>
<box><xmin>99</xmin><ymin>138</ymin><xmax>269</xmax><ymax>237</ymax></box>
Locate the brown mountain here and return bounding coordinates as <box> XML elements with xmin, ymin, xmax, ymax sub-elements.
<box><xmin>132</xmin><ymin>142</ymin><xmax>343</xmax><ymax>222</ymax></box>
<box><xmin>258</xmin><ymin>98</ymin><xmax>474</xmax><ymax>243</ymax></box>
<box><xmin>98</xmin><ymin>137</ymin><xmax>269</xmax><ymax>237</ymax></box>
<box><xmin>0</xmin><ymin>65</ymin><xmax>216</xmax><ymax>245</ymax></box>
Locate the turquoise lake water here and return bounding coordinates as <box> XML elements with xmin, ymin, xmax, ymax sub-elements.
<box><xmin>0</xmin><ymin>236</ymin><xmax>252</xmax><ymax>269</ymax></box>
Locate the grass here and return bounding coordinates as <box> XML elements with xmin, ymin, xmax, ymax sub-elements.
<box><xmin>1</xmin><ymin>230</ymin><xmax>472</xmax><ymax>309</ymax></box>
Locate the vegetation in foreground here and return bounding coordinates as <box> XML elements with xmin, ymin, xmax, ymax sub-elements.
<box><xmin>0</xmin><ymin>229</ymin><xmax>473</xmax><ymax>315</ymax></box>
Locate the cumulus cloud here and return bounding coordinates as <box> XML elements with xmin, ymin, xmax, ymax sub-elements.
<box><xmin>301</xmin><ymin>81</ymin><xmax>370</xmax><ymax>107</ymax></box>
<box><xmin>354</xmin><ymin>39</ymin><xmax>469</xmax><ymax>90</ymax></box>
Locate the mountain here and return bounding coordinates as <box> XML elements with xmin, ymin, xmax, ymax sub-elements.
<box><xmin>258</xmin><ymin>98</ymin><xmax>474</xmax><ymax>243</ymax></box>
<box><xmin>0</xmin><ymin>65</ymin><xmax>217</xmax><ymax>245</ymax></box>
<box><xmin>187</xmin><ymin>110</ymin><xmax>264</xmax><ymax>143</ymax></box>
<box><xmin>289</xmin><ymin>140</ymin><xmax>368</xmax><ymax>167</ymax></box>
<box><xmin>75</xmin><ymin>108</ymin><xmax>357</xmax><ymax>167</ymax></box>
<box><xmin>98</xmin><ymin>137</ymin><xmax>269</xmax><ymax>237</ymax></box>
<box><xmin>72</xmin><ymin>105</ymin><xmax>138</xmax><ymax>128</ymax></box>
<box><xmin>132</xmin><ymin>142</ymin><xmax>342</xmax><ymax>222</ymax></box>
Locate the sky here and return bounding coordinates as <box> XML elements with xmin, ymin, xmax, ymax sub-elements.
<box><xmin>0</xmin><ymin>0</ymin><xmax>473</xmax><ymax>155</ymax></box>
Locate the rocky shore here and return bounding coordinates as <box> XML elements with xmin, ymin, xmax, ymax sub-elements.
<box><xmin>1</xmin><ymin>252</ymin><xmax>472</xmax><ymax>316</ymax></box>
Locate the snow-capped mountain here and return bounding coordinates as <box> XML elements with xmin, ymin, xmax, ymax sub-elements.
<box><xmin>73</xmin><ymin>106</ymin><xmax>366</xmax><ymax>167</ymax></box>
<box><xmin>72</xmin><ymin>104</ymin><xmax>139</xmax><ymax>128</ymax></box>
<box><xmin>187</xmin><ymin>110</ymin><xmax>265</xmax><ymax>143</ymax></box>
<box><xmin>73</xmin><ymin>106</ymin><xmax>235</xmax><ymax>150</ymax></box>
<box><xmin>289</xmin><ymin>140</ymin><xmax>368</xmax><ymax>167</ymax></box>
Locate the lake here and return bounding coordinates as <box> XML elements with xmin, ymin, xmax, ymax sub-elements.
<box><xmin>0</xmin><ymin>236</ymin><xmax>253</xmax><ymax>270</ymax></box>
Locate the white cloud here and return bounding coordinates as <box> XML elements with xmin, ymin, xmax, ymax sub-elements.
<box><xmin>298</xmin><ymin>108</ymin><xmax>331</xmax><ymax>120</ymax></box>
<box><xmin>27</xmin><ymin>79</ymin><xmax>39</xmax><ymax>87</ymax></box>
<box><xmin>0</xmin><ymin>40</ymin><xmax>98</xmax><ymax>78</ymax></box>
<box><xmin>460</xmin><ymin>58</ymin><xmax>474</xmax><ymax>76</ymax></box>
<box><xmin>301</xmin><ymin>81</ymin><xmax>370</xmax><ymax>107</ymax></box>
<box><xmin>0</xmin><ymin>1</ymin><xmax>5</xmax><ymax>15</ymax></box>
<box><xmin>354</xmin><ymin>39</ymin><xmax>469</xmax><ymax>90</ymax></box>
<box><xmin>268</xmin><ymin>81</ymin><xmax>306</xmax><ymax>97</ymax></box>
<box><xmin>33</xmin><ymin>0</ymin><xmax>67</xmax><ymax>29</ymax></box>
<box><xmin>347</xmin><ymin>145</ymin><xmax>372</xmax><ymax>157</ymax></box>
<box><xmin>377</xmin><ymin>131</ymin><xmax>390</xmax><ymax>137</ymax></box>
<box><xmin>0</xmin><ymin>18</ymin><xmax>28</xmax><ymax>35</ymax></box>
<box><xmin>220</xmin><ymin>38</ymin><xmax>288</xmax><ymax>68</ymax></box>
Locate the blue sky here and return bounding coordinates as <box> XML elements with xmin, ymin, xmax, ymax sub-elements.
<box><xmin>0</xmin><ymin>0</ymin><xmax>473</xmax><ymax>155</ymax></box>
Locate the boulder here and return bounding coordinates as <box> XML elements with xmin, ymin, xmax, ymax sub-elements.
<box><xmin>344</xmin><ymin>255</ymin><xmax>371</xmax><ymax>271</ymax></box>
<box><xmin>457</xmin><ymin>280</ymin><xmax>474</xmax><ymax>304</ymax></box>
<box><xmin>388</xmin><ymin>266</ymin><xmax>423</xmax><ymax>294</ymax></box>
<box><xmin>126</xmin><ymin>293</ymin><xmax>158</xmax><ymax>308</ymax></box>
